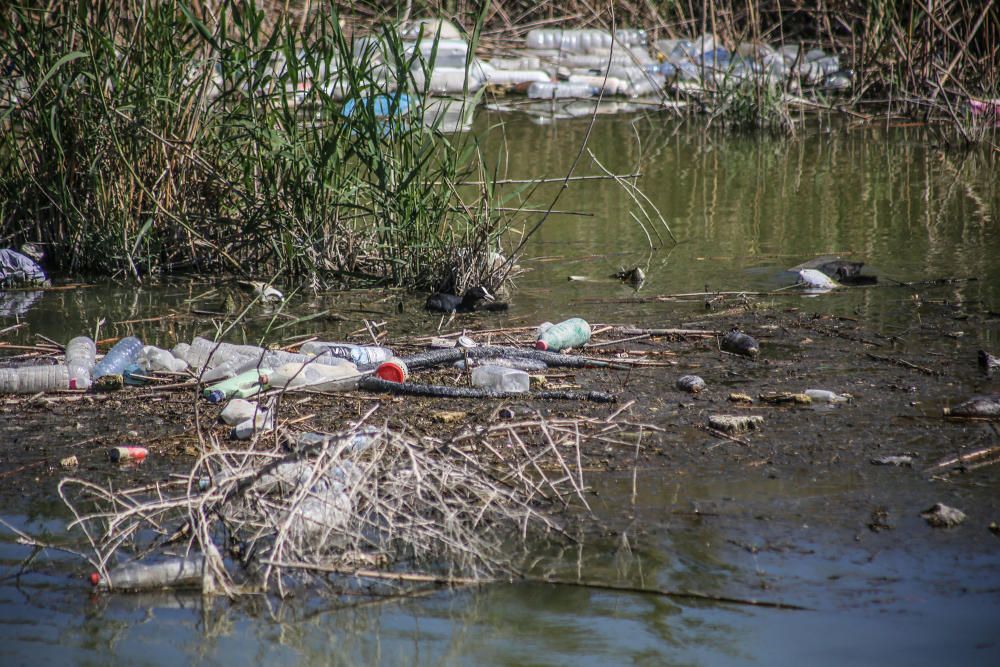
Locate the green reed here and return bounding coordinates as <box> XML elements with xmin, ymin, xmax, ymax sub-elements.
<box><xmin>0</xmin><ymin>1</ymin><xmax>510</xmax><ymax>291</ymax></box>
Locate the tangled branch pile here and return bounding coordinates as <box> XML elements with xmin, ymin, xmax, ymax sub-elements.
<box><xmin>57</xmin><ymin>411</ymin><xmax>626</xmax><ymax>596</ymax></box>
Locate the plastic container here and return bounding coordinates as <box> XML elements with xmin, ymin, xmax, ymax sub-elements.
<box><xmin>567</xmin><ymin>74</ymin><xmax>628</xmax><ymax>95</ymax></box>
<box><xmin>65</xmin><ymin>336</ymin><xmax>96</xmax><ymax>390</ymax></box>
<box><xmin>138</xmin><ymin>346</ymin><xmax>187</xmax><ymax>373</ymax></box>
<box><xmin>375</xmin><ymin>358</ymin><xmax>408</xmax><ymax>383</ymax></box>
<box><xmin>299</xmin><ymin>342</ymin><xmax>395</xmax><ymax>367</ymax></box>
<box><xmin>109</xmin><ymin>446</ymin><xmax>148</xmax><ymax>463</ymax></box>
<box><xmin>181</xmin><ymin>337</ymin><xmax>265</xmax><ymax>372</ymax></box>
<box><xmin>471</xmin><ymin>365</ymin><xmax>530</xmax><ymax>393</ymax></box>
<box><xmin>805</xmin><ymin>389</ymin><xmax>850</xmax><ymax>403</ymax></box>
<box><xmin>527</xmin><ymin>81</ymin><xmax>597</xmax><ymax>99</ymax></box>
<box><xmin>92</xmin><ymin>337</ymin><xmax>143</xmax><ymax>379</ymax></box>
<box><xmin>0</xmin><ymin>364</ymin><xmax>71</xmax><ymax>393</ymax></box>
<box><xmin>90</xmin><ymin>554</ymin><xmax>209</xmax><ymax>591</ymax></box>
<box><xmin>483</xmin><ymin>68</ymin><xmax>551</xmax><ymax>86</ymax></box>
<box><xmin>203</xmin><ymin>369</ymin><xmax>270</xmax><ymax>404</ymax></box>
<box><xmin>525</xmin><ymin>28</ymin><xmax>647</xmax><ymax>52</ymax></box>
<box><xmin>263</xmin><ymin>361</ymin><xmax>361</xmax><ymax>392</ymax></box>
<box><xmin>232</xmin><ymin>412</ymin><xmax>274</xmax><ymax>440</ymax></box>
<box><xmin>200</xmin><ymin>353</ymin><xmax>258</xmax><ymax>383</ymax></box>
<box><xmin>535</xmin><ymin>317</ymin><xmax>592</xmax><ymax>351</ymax></box>
<box><xmin>219</xmin><ymin>398</ymin><xmax>263</xmax><ymax>426</ymax></box>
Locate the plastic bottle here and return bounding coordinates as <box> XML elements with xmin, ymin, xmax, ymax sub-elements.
<box><xmin>138</xmin><ymin>346</ymin><xmax>187</xmax><ymax>373</ymax></box>
<box><xmin>203</xmin><ymin>368</ymin><xmax>270</xmax><ymax>404</ymax></box>
<box><xmin>182</xmin><ymin>337</ymin><xmax>265</xmax><ymax>372</ymax></box>
<box><xmin>219</xmin><ymin>398</ymin><xmax>263</xmax><ymax>426</ymax></box>
<box><xmin>535</xmin><ymin>317</ymin><xmax>591</xmax><ymax>351</ymax></box>
<box><xmin>805</xmin><ymin>389</ymin><xmax>850</xmax><ymax>403</ymax></box>
<box><xmin>232</xmin><ymin>411</ymin><xmax>275</xmax><ymax>440</ymax></box>
<box><xmin>263</xmin><ymin>361</ymin><xmax>361</xmax><ymax>392</ymax></box>
<box><xmin>527</xmin><ymin>81</ymin><xmax>597</xmax><ymax>99</ymax></box>
<box><xmin>471</xmin><ymin>365</ymin><xmax>530</xmax><ymax>393</ymax></box>
<box><xmin>200</xmin><ymin>353</ymin><xmax>258</xmax><ymax>383</ymax></box>
<box><xmin>299</xmin><ymin>342</ymin><xmax>395</xmax><ymax>367</ymax></box>
<box><xmin>90</xmin><ymin>554</ymin><xmax>209</xmax><ymax>591</ymax></box>
<box><xmin>92</xmin><ymin>337</ymin><xmax>143</xmax><ymax>379</ymax></box>
<box><xmin>0</xmin><ymin>364</ymin><xmax>71</xmax><ymax>393</ymax></box>
<box><xmin>65</xmin><ymin>336</ymin><xmax>96</xmax><ymax>390</ymax></box>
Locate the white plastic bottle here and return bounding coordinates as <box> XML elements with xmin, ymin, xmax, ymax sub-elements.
<box><xmin>264</xmin><ymin>361</ymin><xmax>361</xmax><ymax>392</ymax></box>
<box><xmin>138</xmin><ymin>345</ymin><xmax>188</xmax><ymax>372</ymax></box>
<box><xmin>299</xmin><ymin>342</ymin><xmax>394</xmax><ymax>367</ymax></box>
<box><xmin>91</xmin><ymin>554</ymin><xmax>211</xmax><ymax>591</ymax></box>
<box><xmin>471</xmin><ymin>365</ymin><xmax>530</xmax><ymax>393</ymax></box>
<box><xmin>527</xmin><ymin>81</ymin><xmax>597</xmax><ymax>99</ymax></box>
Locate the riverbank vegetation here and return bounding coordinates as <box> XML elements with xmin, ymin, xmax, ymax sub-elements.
<box><xmin>0</xmin><ymin>1</ymin><xmax>995</xmax><ymax>283</ymax></box>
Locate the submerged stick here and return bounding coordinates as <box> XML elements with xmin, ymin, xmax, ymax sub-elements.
<box><xmin>359</xmin><ymin>377</ymin><xmax>616</xmax><ymax>403</ymax></box>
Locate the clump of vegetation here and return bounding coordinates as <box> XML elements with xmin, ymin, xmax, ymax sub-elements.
<box><xmin>0</xmin><ymin>1</ymin><xmax>511</xmax><ymax>291</ymax></box>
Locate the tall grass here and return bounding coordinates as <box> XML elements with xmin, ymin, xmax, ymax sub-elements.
<box><xmin>0</xmin><ymin>1</ymin><xmax>510</xmax><ymax>291</ymax></box>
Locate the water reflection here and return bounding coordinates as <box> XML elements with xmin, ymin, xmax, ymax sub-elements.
<box><xmin>0</xmin><ymin>289</ymin><xmax>43</xmax><ymax>317</ymax></box>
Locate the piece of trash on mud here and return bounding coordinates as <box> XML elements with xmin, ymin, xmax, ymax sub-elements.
<box><xmin>676</xmin><ymin>375</ymin><xmax>706</xmax><ymax>393</ymax></box>
<box><xmin>375</xmin><ymin>358</ymin><xmax>409</xmax><ymax>383</ymax></box>
<box><xmin>870</xmin><ymin>455</ymin><xmax>914</xmax><ymax>467</ymax></box>
<box><xmin>60</xmin><ymin>455</ymin><xmax>78</xmax><ymax>468</ymax></box>
<box><xmin>472</xmin><ymin>365</ymin><xmax>530</xmax><ymax>393</ymax></box>
<box><xmin>204</xmin><ymin>368</ymin><xmax>270</xmax><ymax>404</ymax></box>
<box><xmin>232</xmin><ymin>412</ymin><xmax>274</xmax><ymax>440</ymax></box>
<box><xmin>219</xmin><ymin>398</ymin><xmax>264</xmax><ymax>426</ymax></box>
<box><xmin>109</xmin><ymin>447</ymin><xmax>148</xmax><ymax>463</ymax></box>
<box><xmin>805</xmin><ymin>388</ymin><xmax>851</xmax><ymax>403</ymax></box>
<box><xmin>536</xmin><ymin>317</ymin><xmax>591</xmax><ymax>352</ymax></box>
<box><xmin>942</xmin><ymin>396</ymin><xmax>1000</xmax><ymax>419</ymax></box>
<box><xmin>567</xmin><ymin>275</ymin><xmax>590</xmax><ymax>281</ymax></box>
<box><xmin>867</xmin><ymin>507</ymin><xmax>892</xmax><ymax>532</ymax></box>
<box><xmin>720</xmin><ymin>329</ymin><xmax>759</xmax><ymax>359</ymax></box>
<box><xmin>979</xmin><ymin>350</ymin><xmax>1000</xmax><ymax>375</ymax></box>
<box><xmin>728</xmin><ymin>392</ymin><xmax>753</xmax><ymax>403</ymax></box>
<box><xmin>454</xmin><ymin>357</ymin><xmax>548</xmax><ymax>372</ymax></box>
<box><xmin>921</xmin><ymin>503</ymin><xmax>966</xmax><ymax>528</ymax></box>
<box><xmin>708</xmin><ymin>414</ymin><xmax>764</xmax><ymax>434</ymax></box>
<box><xmin>432</xmin><ymin>410</ymin><xmax>467</xmax><ymax>423</ymax></box>
<box><xmin>759</xmin><ymin>392</ymin><xmax>812</xmax><ymax>405</ymax></box>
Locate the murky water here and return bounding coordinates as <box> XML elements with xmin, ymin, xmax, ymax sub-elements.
<box><xmin>2</xmin><ymin>111</ymin><xmax>999</xmax><ymax>665</ymax></box>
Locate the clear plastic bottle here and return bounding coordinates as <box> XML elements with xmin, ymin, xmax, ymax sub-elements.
<box><xmin>298</xmin><ymin>342</ymin><xmax>395</xmax><ymax>367</ymax></box>
<box><xmin>527</xmin><ymin>81</ymin><xmax>597</xmax><ymax>99</ymax></box>
<box><xmin>263</xmin><ymin>361</ymin><xmax>361</xmax><ymax>392</ymax></box>
<box><xmin>65</xmin><ymin>336</ymin><xmax>96</xmax><ymax>390</ymax></box>
<box><xmin>91</xmin><ymin>554</ymin><xmax>209</xmax><ymax>591</ymax></box>
<box><xmin>182</xmin><ymin>337</ymin><xmax>265</xmax><ymax>372</ymax></box>
<box><xmin>0</xmin><ymin>364</ymin><xmax>71</xmax><ymax>393</ymax></box>
<box><xmin>471</xmin><ymin>365</ymin><xmax>530</xmax><ymax>393</ymax></box>
<box><xmin>92</xmin><ymin>337</ymin><xmax>143</xmax><ymax>379</ymax></box>
<box><xmin>535</xmin><ymin>317</ymin><xmax>591</xmax><ymax>351</ymax></box>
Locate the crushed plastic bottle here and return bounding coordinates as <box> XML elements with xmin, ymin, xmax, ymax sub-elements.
<box><xmin>805</xmin><ymin>389</ymin><xmax>851</xmax><ymax>403</ymax></box>
<box><xmin>797</xmin><ymin>268</ymin><xmax>838</xmax><ymax>289</ymax></box>
<box><xmin>92</xmin><ymin>337</ymin><xmax>143</xmax><ymax>379</ymax></box>
<box><xmin>65</xmin><ymin>336</ymin><xmax>96</xmax><ymax>390</ymax></box>
<box><xmin>527</xmin><ymin>81</ymin><xmax>597</xmax><ymax>99</ymax></box>
<box><xmin>535</xmin><ymin>317</ymin><xmax>591</xmax><ymax>351</ymax></box>
<box><xmin>471</xmin><ymin>365</ymin><xmax>530</xmax><ymax>393</ymax></box>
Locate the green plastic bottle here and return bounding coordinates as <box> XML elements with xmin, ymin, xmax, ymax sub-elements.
<box><xmin>203</xmin><ymin>368</ymin><xmax>270</xmax><ymax>404</ymax></box>
<box><xmin>535</xmin><ymin>318</ymin><xmax>591</xmax><ymax>351</ymax></box>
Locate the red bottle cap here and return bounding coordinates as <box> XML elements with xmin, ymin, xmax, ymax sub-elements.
<box><xmin>375</xmin><ymin>359</ymin><xmax>408</xmax><ymax>384</ymax></box>
<box><xmin>89</xmin><ymin>572</ymin><xmax>100</xmax><ymax>586</ymax></box>
<box><xmin>535</xmin><ymin>340</ymin><xmax>549</xmax><ymax>351</ymax></box>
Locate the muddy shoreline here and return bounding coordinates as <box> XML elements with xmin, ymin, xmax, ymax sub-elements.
<box><xmin>2</xmin><ymin>294</ymin><xmax>997</xmax><ymax>572</ymax></box>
